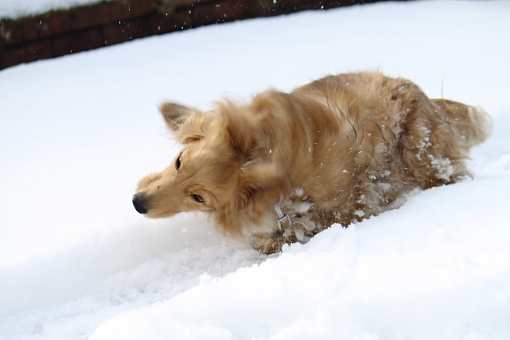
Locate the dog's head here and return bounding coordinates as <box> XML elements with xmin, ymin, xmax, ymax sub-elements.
<box><xmin>133</xmin><ymin>101</ymin><xmax>282</xmax><ymax>222</ymax></box>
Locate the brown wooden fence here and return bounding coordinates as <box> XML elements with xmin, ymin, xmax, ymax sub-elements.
<box><xmin>0</xmin><ymin>0</ymin><xmax>390</xmax><ymax>70</ymax></box>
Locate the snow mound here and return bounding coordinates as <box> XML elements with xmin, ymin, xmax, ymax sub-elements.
<box><xmin>89</xmin><ymin>178</ymin><xmax>510</xmax><ymax>340</ymax></box>
<box><xmin>1</xmin><ymin>1</ymin><xmax>510</xmax><ymax>339</ymax></box>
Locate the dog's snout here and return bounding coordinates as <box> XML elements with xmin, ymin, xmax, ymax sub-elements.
<box><xmin>132</xmin><ymin>193</ymin><xmax>148</xmax><ymax>214</ymax></box>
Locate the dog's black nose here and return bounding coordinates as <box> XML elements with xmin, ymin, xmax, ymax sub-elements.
<box><xmin>132</xmin><ymin>193</ymin><xmax>148</xmax><ymax>214</ymax></box>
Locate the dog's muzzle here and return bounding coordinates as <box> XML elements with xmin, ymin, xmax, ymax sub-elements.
<box><xmin>132</xmin><ymin>193</ymin><xmax>148</xmax><ymax>214</ymax></box>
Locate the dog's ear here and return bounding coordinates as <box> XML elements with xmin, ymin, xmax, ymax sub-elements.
<box><xmin>217</xmin><ymin>101</ymin><xmax>259</xmax><ymax>155</ymax></box>
<box><xmin>159</xmin><ymin>102</ymin><xmax>210</xmax><ymax>144</ymax></box>
<box><xmin>159</xmin><ymin>102</ymin><xmax>197</xmax><ymax>131</ymax></box>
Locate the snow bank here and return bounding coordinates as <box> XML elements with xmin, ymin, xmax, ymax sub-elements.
<box><xmin>1</xmin><ymin>1</ymin><xmax>509</xmax><ymax>339</ymax></box>
<box><xmin>89</xmin><ymin>177</ymin><xmax>510</xmax><ymax>340</ymax></box>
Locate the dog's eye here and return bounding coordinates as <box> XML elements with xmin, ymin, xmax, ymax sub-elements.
<box><xmin>191</xmin><ymin>194</ymin><xmax>204</xmax><ymax>203</ymax></box>
<box><xmin>175</xmin><ymin>155</ymin><xmax>181</xmax><ymax>170</ymax></box>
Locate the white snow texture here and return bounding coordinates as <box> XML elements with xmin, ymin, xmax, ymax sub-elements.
<box><xmin>0</xmin><ymin>0</ymin><xmax>101</xmax><ymax>19</ymax></box>
<box><xmin>1</xmin><ymin>1</ymin><xmax>510</xmax><ymax>339</ymax></box>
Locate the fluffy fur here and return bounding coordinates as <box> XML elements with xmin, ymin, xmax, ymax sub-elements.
<box><xmin>133</xmin><ymin>72</ymin><xmax>492</xmax><ymax>254</ymax></box>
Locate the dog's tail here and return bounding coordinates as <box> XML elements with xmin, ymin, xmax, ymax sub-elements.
<box><xmin>432</xmin><ymin>99</ymin><xmax>493</xmax><ymax>148</ymax></box>
<box><xmin>468</xmin><ymin>106</ymin><xmax>493</xmax><ymax>146</ymax></box>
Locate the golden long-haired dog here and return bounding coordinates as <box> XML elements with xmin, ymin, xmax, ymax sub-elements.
<box><xmin>133</xmin><ymin>72</ymin><xmax>491</xmax><ymax>254</ymax></box>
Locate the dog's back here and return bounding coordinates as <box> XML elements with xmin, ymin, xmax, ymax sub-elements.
<box><xmin>293</xmin><ymin>72</ymin><xmax>491</xmax><ymax>189</ymax></box>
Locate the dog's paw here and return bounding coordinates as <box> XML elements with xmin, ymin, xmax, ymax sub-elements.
<box><xmin>251</xmin><ymin>237</ymin><xmax>286</xmax><ymax>254</ymax></box>
<box><xmin>249</xmin><ymin>230</ymin><xmax>298</xmax><ymax>254</ymax></box>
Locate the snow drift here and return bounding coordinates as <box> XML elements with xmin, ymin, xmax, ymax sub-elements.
<box><xmin>0</xmin><ymin>1</ymin><xmax>509</xmax><ymax>339</ymax></box>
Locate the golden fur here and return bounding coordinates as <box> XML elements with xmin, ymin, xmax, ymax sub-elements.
<box><xmin>133</xmin><ymin>72</ymin><xmax>492</xmax><ymax>253</ymax></box>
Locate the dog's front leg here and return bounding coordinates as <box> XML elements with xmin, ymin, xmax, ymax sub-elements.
<box><xmin>250</xmin><ymin>228</ymin><xmax>298</xmax><ymax>254</ymax></box>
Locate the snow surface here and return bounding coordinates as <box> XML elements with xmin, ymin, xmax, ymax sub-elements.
<box><xmin>1</xmin><ymin>1</ymin><xmax>510</xmax><ymax>339</ymax></box>
<box><xmin>0</xmin><ymin>0</ymin><xmax>101</xmax><ymax>19</ymax></box>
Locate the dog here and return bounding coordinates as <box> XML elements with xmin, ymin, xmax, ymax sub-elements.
<box><xmin>133</xmin><ymin>72</ymin><xmax>491</xmax><ymax>254</ymax></box>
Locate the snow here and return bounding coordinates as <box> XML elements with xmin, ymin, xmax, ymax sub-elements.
<box><xmin>1</xmin><ymin>1</ymin><xmax>510</xmax><ymax>339</ymax></box>
<box><xmin>0</xmin><ymin>0</ymin><xmax>101</xmax><ymax>19</ymax></box>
